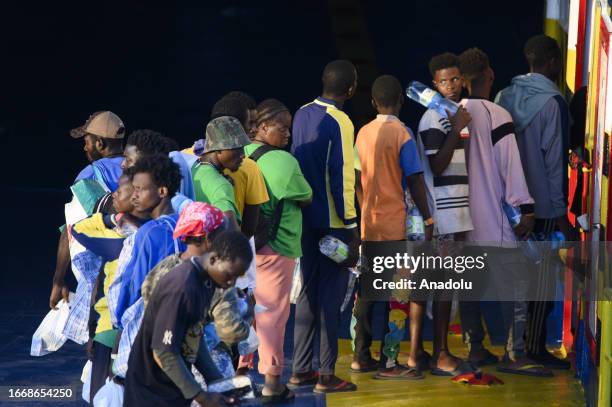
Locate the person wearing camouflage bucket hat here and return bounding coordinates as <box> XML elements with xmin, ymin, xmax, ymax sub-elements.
<box><xmin>191</xmin><ymin>116</ymin><xmax>249</xmax><ymax>230</ymax></box>
<box><xmin>204</xmin><ymin>115</ymin><xmax>251</xmax><ymax>154</ymax></box>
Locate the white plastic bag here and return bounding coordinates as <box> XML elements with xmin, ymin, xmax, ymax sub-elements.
<box><xmin>236</xmin><ymin>237</ymin><xmax>257</xmax><ymax>291</ymax></box>
<box><xmin>30</xmin><ymin>294</ymin><xmax>74</xmax><ymax>356</ymax></box>
<box><xmin>289</xmin><ymin>258</ymin><xmax>302</xmax><ymax>304</ymax></box>
<box><xmin>93</xmin><ymin>378</ymin><xmax>123</xmax><ymax>407</ymax></box>
<box><xmin>81</xmin><ymin>360</ymin><xmax>92</xmax><ymax>403</ymax></box>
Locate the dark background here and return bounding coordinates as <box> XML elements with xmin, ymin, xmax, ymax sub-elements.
<box><xmin>1</xmin><ymin>0</ymin><xmax>542</xmax><ymax>292</ymax></box>
<box><xmin>0</xmin><ymin>1</ymin><xmax>544</xmax><ymax>399</ymax></box>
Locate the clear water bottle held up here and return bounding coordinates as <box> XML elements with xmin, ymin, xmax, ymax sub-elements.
<box><xmin>319</xmin><ymin>235</ymin><xmax>349</xmax><ymax>263</ymax></box>
<box><xmin>502</xmin><ymin>202</ymin><xmax>541</xmax><ymax>264</ymax></box>
<box><xmin>406</xmin><ymin>197</ymin><xmax>425</xmax><ymax>241</ymax></box>
<box><xmin>406</xmin><ymin>81</ymin><xmax>459</xmax><ymax>119</ymax></box>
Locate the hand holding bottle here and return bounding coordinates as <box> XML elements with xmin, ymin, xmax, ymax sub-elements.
<box><xmin>514</xmin><ymin>213</ymin><xmax>535</xmax><ymax>240</ymax></box>
<box><xmin>448</xmin><ymin>106</ymin><xmax>472</xmax><ymax>136</ymax></box>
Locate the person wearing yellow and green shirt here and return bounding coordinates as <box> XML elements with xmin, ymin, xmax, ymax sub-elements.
<box><xmin>191</xmin><ymin>116</ymin><xmax>252</xmax><ymax>232</ymax></box>
<box><xmin>244</xmin><ymin>99</ymin><xmax>312</xmax><ymax>403</ymax></box>
<box><xmin>186</xmin><ymin>96</ymin><xmax>270</xmax><ymax>238</ymax></box>
<box><xmin>70</xmin><ymin>173</ymin><xmax>150</xmax><ymax>403</ymax></box>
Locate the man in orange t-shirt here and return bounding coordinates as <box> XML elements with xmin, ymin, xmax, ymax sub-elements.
<box><xmin>353</xmin><ymin>75</ymin><xmax>433</xmax><ymax>379</ymax></box>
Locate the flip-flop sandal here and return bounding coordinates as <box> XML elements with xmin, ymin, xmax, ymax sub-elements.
<box><xmin>469</xmin><ymin>350</ymin><xmax>499</xmax><ymax>367</ymax></box>
<box><xmin>496</xmin><ymin>363</ymin><xmax>553</xmax><ymax>377</ymax></box>
<box><xmin>261</xmin><ymin>387</ymin><xmax>295</xmax><ymax>404</ymax></box>
<box><xmin>374</xmin><ymin>366</ymin><xmax>424</xmax><ymax>380</ymax></box>
<box><xmin>313</xmin><ymin>380</ymin><xmax>357</xmax><ymax>394</ymax></box>
<box><xmin>349</xmin><ymin>358</ymin><xmax>379</xmax><ymax>373</ymax></box>
<box><xmin>431</xmin><ymin>361</ymin><xmax>479</xmax><ymax>377</ymax></box>
<box><xmin>286</xmin><ymin>372</ymin><xmax>319</xmax><ymax>389</ymax></box>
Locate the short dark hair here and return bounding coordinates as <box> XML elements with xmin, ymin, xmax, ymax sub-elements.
<box><xmin>223</xmin><ymin>91</ymin><xmax>257</xmax><ymax>110</ymax></box>
<box><xmin>256</xmin><ymin>99</ymin><xmax>290</xmax><ymax>126</ymax></box>
<box><xmin>524</xmin><ymin>35</ymin><xmax>562</xmax><ymax>68</ymax></box>
<box><xmin>128</xmin><ymin>154</ymin><xmax>181</xmax><ymax>196</ymax></box>
<box><xmin>96</xmin><ymin>136</ymin><xmax>124</xmax><ymax>151</ymax></box>
<box><xmin>459</xmin><ymin>48</ymin><xmax>490</xmax><ymax>86</ymax></box>
<box><xmin>429</xmin><ymin>52</ymin><xmax>460</xmax><ymax>77</ymax></box>
<box><xmin>161</xmin><ymin>136</ymin><xmax>180</xmax><ymax>153</ymax></box>
<box><xmin>126</xmin><ymin>129</ymin><xmax>170</xmax><ymax>155</ymax></box>
<box><xmin>322</xmin><ymin>60</ymin><xmax>357</xmax><ymax>97</ymax></box>
<box><xmin>371</xmin><ymin>75</ymin><xmax>403</xmax><ymax>108</ymax></box>
<box><xmin>211</xmin><ymin>97</ymin><xmax>248</xmax><ymax>129</ymax></box>
<box><xmin>209</xmin><ymin>230</ymin><xmax>253</xmax><ymax>265</ymax></box>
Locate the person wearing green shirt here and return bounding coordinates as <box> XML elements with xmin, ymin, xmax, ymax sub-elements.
<box><xmin>191</xmin><ymin>116</ymin><xmax>251</xmax><ymax>231</ymax></box>
<box><xmin>244</xmin><ymin>99</ymin><xmax>312</xmax><ymax>403</ymax></box>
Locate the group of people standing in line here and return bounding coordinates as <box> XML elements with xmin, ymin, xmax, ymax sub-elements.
<box><xmin>47</xmin><ymin>33</ymin><xmax>574</xmax><ymax>407</ymax></box>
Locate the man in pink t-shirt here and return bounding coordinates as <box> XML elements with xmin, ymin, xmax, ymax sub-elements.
<box><xmin>457</xmin><ymin>48</ymin><xmax>552</xmax><ymax>377</ymax></box>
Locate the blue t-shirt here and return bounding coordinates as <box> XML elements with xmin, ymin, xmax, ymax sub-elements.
<box><xmin>75</xmin><ymin>156</ymin><xmax>124</xmax><ymax>192</ymax></box>
<box><xmin>115</xmin><ymin>213</ymin><xmax>186</xmax><ymax>326</ymax></box>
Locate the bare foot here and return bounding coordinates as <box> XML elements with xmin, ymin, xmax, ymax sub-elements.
<box><xmin>432</xmin><ymin>350</ymin><xmax>462</xmax><ymax>371</ymax></box>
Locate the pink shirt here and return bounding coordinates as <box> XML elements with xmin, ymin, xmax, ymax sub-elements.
<box><xmin>461</xmin><ymin>98</ymin><xmax>534</xmax><ymax>244</ymax></box>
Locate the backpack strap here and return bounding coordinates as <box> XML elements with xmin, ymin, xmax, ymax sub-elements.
<box><xmin>249</xmin><ymin>144</ymin><xmax>279</xmax><ymax>162</ymax></box>
<box><xmin>249</xmin><ymin>144</ymin><xmax>285</xmax><ymax>242</ymax></box>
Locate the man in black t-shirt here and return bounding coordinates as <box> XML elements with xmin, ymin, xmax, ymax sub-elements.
<box><xmin>124</xmin><ymin>231</ymin><xmax>253</xmax><ymax>407</ymax></box>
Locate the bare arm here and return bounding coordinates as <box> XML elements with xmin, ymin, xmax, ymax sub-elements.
<box><xmin>240</xmin><ymin>204</ymin><xmax>260</xmax><ymax>237</ymax></box>
<box><xmin>297</xmin><ymin>196</ymin><xmax>313</xmax><ymax>207</ymax></box>
<box><xmin>355</xmin><ymin>169</ymin><xmax>363</xmax><ymax>209</ymax></box>
<box><xmin>224</xmin><ymin>211</ymin><xmax>240</xmax><ymax>232</ymax></box>
<box><xmin>49</xmin><ymin>228</ymin><xmax>70</xmax><ymax>309</ymax></box>
<box><xmin>428</xmin><ymin>107</ymin><xmax>471</xmax><ymax>175</ymax></box>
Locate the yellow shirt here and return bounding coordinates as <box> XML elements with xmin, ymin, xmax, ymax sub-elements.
<box><xmin>70</xmin><ymin>213</ymin><xmax>122</xmax><ymax>335</ymax></box>
<box><xmin>184</xmin><ymin>146</ymin><xmax>269</xmax><ymax>215</ymax></box>
<box><xmin>94</xmin><ymin>260</ymin><xmax>117</xmax><ymax>334</ymax></box>
<box><xmin>224</xmin><ymin>158</ymin><xmax>270</xmax><ymax>216</ymax></box>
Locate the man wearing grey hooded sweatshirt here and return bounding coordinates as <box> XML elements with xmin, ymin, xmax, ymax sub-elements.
<box><xmin>496</xmin><ymin>34</ymin><xmax>573</xmax><ymax>370</ymax></box>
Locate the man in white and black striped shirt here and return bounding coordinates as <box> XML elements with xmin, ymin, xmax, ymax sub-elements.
<box><xmin>415</xmin><ymin>53</ymin><xmax>475</xmax><ymax>375</ymax></box>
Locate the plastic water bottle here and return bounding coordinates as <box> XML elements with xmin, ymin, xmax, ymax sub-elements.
<box><xmin>340</xmin><ymin>265</ymin><xmax>360</xmax><ymax>312</ymax></box>
<box><xmin>319</xmin><ymin>236</ymin><xmax>349</xmax><ymax>263</ymax></box>
<box><xmin>502</xmin><ymin>202</ymin><xmax>541</xmax><ymax>264</ymax></box>
<box><xmin>406</xmin><ymin>198</ymin><xmax>425</xmax><ymax>241</ymax></box>
<box><xmin>406</xmin><ymin>81</ymin><xmax>459</xmax><ymax>119</ymax></box>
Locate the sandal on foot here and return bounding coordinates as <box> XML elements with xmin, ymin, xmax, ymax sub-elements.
<box><xmin>468</xmin><ymin>349</ymin><xmax>499</xmax><ymax>367</ymax></box>
<box><xmin>496</xmin><ymin>361</ymin><xmax>553</xmax><ymax>377</ymax></box>
<box><xmin>287</xmin><ymin>371</ymin><xmax>319</xmax><ymax>389</ymax></box>
<box><xmin>431</xmin><ymin>360</ymin><xmax>479</xmax><ymax>377</ymax></box>
<box><xmin>374</xmin><ymin>365</ymin><xmax>424</xmax><ymax>380</ymax></box>
<box><xmin>261</xmin><ymin>387</ymin><xmax>295</xmax><ymax>404</ymax></box>
<box><xmin>349</xmin><ymin>358</ymin><xmax>379</xmax><ymax>373</ymax></box>
<box><xmin>313</xmin><ymin>379</ymin><xmax>357</xmax><ymax>394</ymax></box>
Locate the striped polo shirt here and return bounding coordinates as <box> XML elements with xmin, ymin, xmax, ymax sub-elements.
<box><xmin>418</xmin><ymin>109</ymin><xmax>473</xmax><ymax>235</ymax></box>
<box><xmin>291</xmin><ymin>97</ymin><xmax>357</xmax><ymax>229</ymax></box>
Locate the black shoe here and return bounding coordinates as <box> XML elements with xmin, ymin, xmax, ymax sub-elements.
<box><xmin>527</xmin><ymin>351</ymin><xmax>571</xmax><ymax>370</ymax></box>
